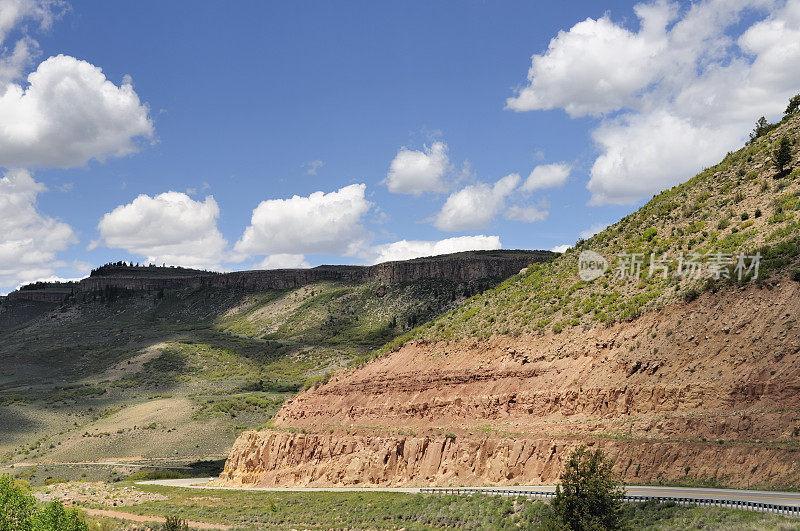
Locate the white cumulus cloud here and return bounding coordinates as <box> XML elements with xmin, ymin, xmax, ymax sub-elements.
<box><xmin>369</xmin><ymin>235</ymin><xmax>502</xmax><ymax>264</ymax></box>
<box><xmin>259</xmin><ymin>254</ymin><xmax>311</xmax><ymax>270</ymax></box>
<box><xmin>507</xmin><ymin>0</ymin><xmax>800</xmax><ymax>205</ymax></box>
<box><xmin>0</xmin><ymin>0</ymin><xmax>62</xmax><ymax>42</ymax></box>
<box><xmin>587</xmin><ymin>111</ymin><xmax>738</xmax><ymax>205</ymax></box>
<box><xmin>434</xmin><ymin>173</ymin><xmax>521</xmax><ymax>231</ymax></box>
<box><xmin>94</xmin><ymin>192</ymin><xmax>227</xmax><ymax>269</ymax></box>
<box><xmin>0</xmin><ymin>0</ymin><xmax>64</xmax><ymax>86</ymax></box>
<box><xmin>385</xmin><ymin>141</ymin><xmax>450</xmax><ymax>195</ymax></box>
<box><xmin>0</xmin><ymin>168</ymin><xmax>76</xmax><ymax>292</ymax></box>
<box><xmin>505</xmin><ymin>203</ymin><xmax>549</xmax><ymax>222</ymax></box>
<box><xmin>235</xmin><ymin>183</ymin><xmax>372</xmax><ymax>257</ymax></box>
<box><xmin>506</xmin><ymin>2</ymin><xmax>674</xmax><ymax>116</ymax></box>
<box><xmin>0</xmin><ymin>54</ymin><xmax>154</xmax><ymax>168</ymax></box>
<box><xmin>521</xmin><ymin>163</ymin><xmax>571</xmax><ymax>191</ymax></box>
<box><xmin>0</xmin><ymin>2</ymin><xmax>156</xmax><ymax>290</ymax></box>
<box><xmin>550</xmin><ymin>244</ymin><xmax>572</xmax><ymax>253</ymax></box>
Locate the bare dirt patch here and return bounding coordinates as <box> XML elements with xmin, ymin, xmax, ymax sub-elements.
<box><xmin>82</xmin><ymin>508</ymin><xmax>230</xmax><ymax>530</ymax></box>
<box><xmin>90</xmin><ymin>341</ymin><xmax>175</xmax><ymax>384</ymax></box>
<box><xmin>35</xmin><ymin>481</ymin><xmax>167</xmax><ymax>506</ymax></box>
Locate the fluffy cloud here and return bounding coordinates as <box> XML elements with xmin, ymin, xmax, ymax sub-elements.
<box><xmin>505</xmin><ymin>203</ymin><xmax>549</xmax><ymax>222</ymax></box>
<box><xmin>385</xmin><ymin>141</ymin><xmax>450</xmax><ymax>195</ymax></box>
<box><xmin>521</xmin><ymin>163</ymin><xmax>571</xmax><ymax>191</ymax></box>
<box><xmin>550</xmin><ymin>244</ymin><xmax>572</xmax><ymax>253</ymax></box>
<box><xmin>588</xmin><ymin>111</ymin><xmax>738</xmax><ymax>205</ymax></box>
<box><xmin>235</xmin><ymin>184</ymin><xmax>372</xmax><ymax>257</ymax></box>
<box><xmin>434</xmin><ymin>173</ymin><xmax>520</xmax><ymax>231</ymax></box>
<box><xmin>94</xmin><ymin>192</ymin><xmax>227</xmax><ymax>269</ymax></box>
<box><xmin>507</xmin><ymin>0</ymin><xmax>800</xmax><ymax>205</ymax></box>
<box><xmin>0</xmin><ymin>168</ymin><xmax>76</xmax><ymax>291</ymax></box>
<box><xmin>1</xmin><ymin>1</ymin><xmax>62</xmax><ymax>93</ymax></box>
<box><xmin>0</xmin><ymin>2</ymin><xmax>151</xmax><ymax>168</ymax></box>
<box><xmin>0</xmin><ymin>54</ymin><xmax>154</xmax><ymax>168</ymax></box>
<box><xmin>0</xmin><ymin>0</ymin><xmax>61</xmax><ymax>41</ymax></box>
<box><xmin>0</xmin><ymin>2</ymin><xmax>155</xmax><ymax>290</ymax></box>
<box><xmin>506</xmin><ymin>2</ymin><xmax>674</xmax><ymax>116</ymax></box>
<box><xmin>259</xmin><ymin>254</ymin><xmax>311</xmax><ymax>269</ymax></box>
<box><xmin>0</xmin><ymin>36</ymin><xmax>36</xmax><ymax>85</ymax></box>
<box><xmin>369</xmin><ymin>235</ymin><xmax>502</xmax><ymax>264</ymax></box>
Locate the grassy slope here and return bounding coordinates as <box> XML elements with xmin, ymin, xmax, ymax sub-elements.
<box><xmin>39</xmin><ymin>481</ymin><xmax>799</xmax><ymax>530</ymax></box>
<box><xmin>0</xmin><ymin>277</ymin><xmax>493</xmax><ymax>484</ymax></box>
<box><xmin>405</xmin><ymin>113</ymin><xmax>800</xmax><ymax>342</ymax></box>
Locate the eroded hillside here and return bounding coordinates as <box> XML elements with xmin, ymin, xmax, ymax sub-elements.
<box><xmin>220</xmin><ymin>113</ymin><xmax>800</xmax><ymax>489</ymax></box>
<box><xmin>0</xmin><ymin>253</ymin><xmax>539</xmax><ymax>484</ymax></box>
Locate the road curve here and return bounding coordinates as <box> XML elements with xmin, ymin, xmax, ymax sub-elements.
<box><xmin>139</xmin><ymin>478</ymin><xmax>800</xmax><ymax>508</ymax></box>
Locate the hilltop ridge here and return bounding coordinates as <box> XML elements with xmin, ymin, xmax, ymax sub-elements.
<box><xmin>5</xmin><ymin>250</ymin><xmax>549</xmax><ymax>305</ymax></box>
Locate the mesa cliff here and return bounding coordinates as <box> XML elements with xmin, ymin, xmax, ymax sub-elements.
<box><xmin>5</xmin><ymin>250</ymin><xmax>550</xmax><ymax>303</ymax></box>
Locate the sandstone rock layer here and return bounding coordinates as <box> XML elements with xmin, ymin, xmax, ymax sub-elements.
<box><xmin>221</xmin><ymin>278</ymin><xmax>800</xmax><ymax>488</ymax></box>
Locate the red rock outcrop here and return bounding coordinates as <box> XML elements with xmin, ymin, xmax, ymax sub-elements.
<box><xmin>220</xmin><ymin>277</ymin><xmax>800</xmax><ymax>489</ymax></box>
<box><xmin>221</xmin><ymin>431</ymin><xmax>800</xmax><ymax>488</ymax></box>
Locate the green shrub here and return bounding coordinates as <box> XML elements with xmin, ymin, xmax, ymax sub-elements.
<box><xmin>792</xmin><ymin>270</ymin><xmax>800</xmax><ymax>282</ymax></box>
<box><xmin>0</xmin><ymin>475</ymin><xmax>35</xmax><ymax>530</ymax></box>
<box><xmin>30</xmin><ymin>501</ymin><xmax>88</xmax><ymax>531</ymax></box>
<box><xmin>125</xmin><ymin>469</ymin><xmax>192</xmax><ymax>481</ymax></box>
<box><xmin>683</xmin><ymin>287</ymin><xmax>701</xmax><ymax>302</ymax></box>
<box><xmin>547</xmin><ymin>446</ymin><xmax>625</xmax><ymax>530</ymax></box>
<box><xmin>162</xmin><ymin>516</ymin><xmax>189</xmax><ymax>530</ymax></box>
<box><xmin>0</xmin><ymin>475</ymin><xmax>87</xmax><ymax>530</ymax></box>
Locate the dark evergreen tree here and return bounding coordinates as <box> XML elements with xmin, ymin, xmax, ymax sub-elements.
<box><xmin>773</xmin><ymin>135</ymin><xmax>792</xmax><ymax>176</ymax></box>
<box><xmin>750</xmin><ymin>116</ymin><xmax>768</xmax><ymax>141</ymax></box>
<box><xmin>547</xmin><ymin>446</ymin><xmax>626</xmax><ymax>531</ymax></box>
<box><xmin>785</xmin><ymin>94</ymin><xmax>800</xmax><ymax>116</ymax></box>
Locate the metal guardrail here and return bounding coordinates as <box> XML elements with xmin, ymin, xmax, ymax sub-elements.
<box><xmin>419</xmin><ymin>488</ymin><xmax>800</xmax><ymax>517</ymax></box>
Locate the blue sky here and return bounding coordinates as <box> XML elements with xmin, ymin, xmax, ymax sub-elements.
<box><xmin>1</xmin><ymin>0</ymin><xmax>799</xmax><ymax>292</ymax></box>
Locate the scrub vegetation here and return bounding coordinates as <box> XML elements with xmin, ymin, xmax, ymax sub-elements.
<box><xmin>399</xmin><ymin>110</ymin><xmax>800</xmax><ymax>344</ymax></box>
<box><xmin>0</xmin><ymin>275</ymin><xmax>495</xmax><ymax>484</ymax></box>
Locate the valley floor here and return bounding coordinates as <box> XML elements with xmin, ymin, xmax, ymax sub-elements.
<box><xmin>31</xmin><ymin>479</ymin><xmax>800</xmax><ymax>530</ymax></box>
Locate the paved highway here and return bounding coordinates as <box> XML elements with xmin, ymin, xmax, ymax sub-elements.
<box><xmin>141</xmin><ymin>478</ymin><xmax>800</xmax><ymax>508</ymax></box>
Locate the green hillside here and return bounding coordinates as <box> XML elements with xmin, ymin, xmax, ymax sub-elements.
<box><xmin>0</xmin><ymin>276</ymin><xmax>495</xmax><ymax>484</ymax></box>
<box><xmin>410</xmin><ymin>110</ymin><xmax>800</xmax><ymax>342</ymax></box>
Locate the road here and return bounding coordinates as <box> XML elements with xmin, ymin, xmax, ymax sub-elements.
<box><xmin>140</xmin><ymin>478</ymin><xmax>800</xmax><ymax>508</ymax></box>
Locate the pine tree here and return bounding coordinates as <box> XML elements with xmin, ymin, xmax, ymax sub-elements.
<box><xmin>773</xmin><ymin>136</ymin><xmax>792</xmax><ymax>176</ymax></box>
<box><xmin>785</xmin><ymin>94</ymin><xmax>800</xmax><ymax>116</ymax></box>
<box><xmin>547</xmin><ymin>447</ymin><xmax>626</xmax><ymax>530</ymax></box>
<box><xmin>750</xmin><ymin>116</ymin><xmax>768</xmax><ymax>141</ymax></box>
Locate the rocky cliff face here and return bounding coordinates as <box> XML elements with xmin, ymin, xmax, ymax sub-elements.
<box><xmin>220</xmin><ymin>276</ymin><xmax>800</xmax><ymax>489</ymax></box>
<box><xmin>221</xmin><ymin>431</ymin><xmax>800</xmax><ymax>488</ymax></box>
<box><xmin>5</xmin><ymin>290</ymin><xmax>73</xmax><ymax>303</ymax></box>
<box><xmin>10</xmin><ymin>251</ymin><xmax>550</xmax><ymax>300</ymax></box>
